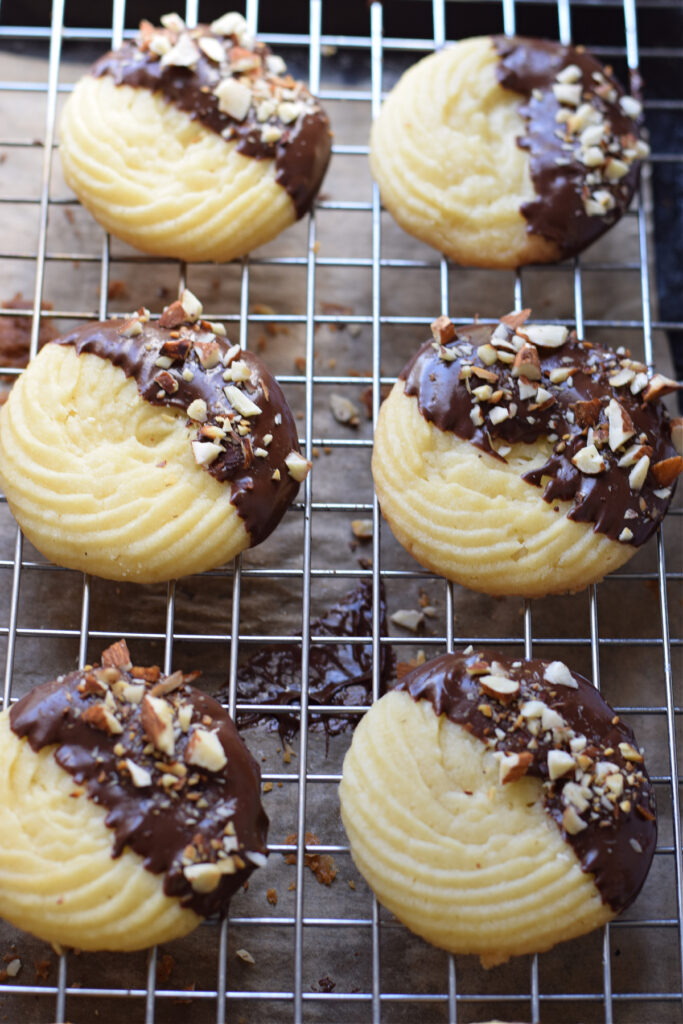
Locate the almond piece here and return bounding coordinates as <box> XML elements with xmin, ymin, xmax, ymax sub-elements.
<box><xmin>430</xmin><ymin>315</ymin><xmax>455</xmax><ymax>345</ymax></box>
<box><xmin>101</xmin><ymin>639</ymin><xmax>132</xmax><ymax>671</ymax></box>
<box><xmin>480</xmin><ymin>675</ymin><xmax>520</xmax><ymax>704</ymax></box>
<box><xmin>606</xmin><ymin>398</ymin><xmax>636</xmax><ymax>452</ymax></box>
<box><xmin>215</xmin><ymin>78</ymin><xmax>252</xmax><ymax>120</ymax></box>
<box><xmin>651</xmin><ymin>456</ymin><xmax>683</xmax><ymax>487</ymax></box>
<box><xmin>150</xmin><ymin>670</ymin><xmax>185</xmax><ymax>698</ymax></box>
<box><xmin>141</xmin><ymin>694</ymin><xmax>175</xmax><ymax>756</ymax></box>
<box><xmin>500</xmin><ymin>309</ymin><xmax>531</xmax><ymax>331</ymax></box>
<box><xmin>642</xmin><ymin>373</ymin><xmax>680</xmax><ymax>403</ymax></box>
<box><xmin>671</xmin><ymin>418</ymin><xmax>683</xmax><ymax>456</ymax></box>
<box><xmin>126</xmin><ymin>759</ymin><xmax>152</xmax><ymax>788</ymax></box>
<box><xmin>572</xmin><ymin>444</ymin><xmax>606</xmax><ymax>475</ymax></box>
<box><xmin>562</xmin><ymin>805</ymin><xmax>588</xmax><ymax>834</ymax></box>
<box><xmin>112</xmin><ymin>681</ymin><xmax>146</xmax><ymax>705</ymax></box>
<box><xmin>159</xmin><ymin>300</ymin><xmax>187</xmax><ymax>329</ymax></box>
<box><xmin>184</xmin><ymin>862</ymin><xmax>221</xmax><ymax>893</ymax></box>
<box><xmin>547</xmin><ymin>749</ymin><xmax>576</xmax><ymax>780</ymax></box>
<box><xmin>522</xmin><ymin>324</ymin><xmax>569</xmax><ymax>349</ymax></box>
<box><xmin>194</xmin><ymin>339</ymin><xmax>221</xmax><ymax>369</ymax></box>
<box><xmin>628</xmin><ymin>454</ymin><xmax>650</xmax><ymax>492</ymax></box>
<box><xmin>185</xmin><ymin>728</ymin><xmax>228</xmax><ymax>771</ymax></box>
<box><xmin>543</xmin><ymin>661</ymin><xmax>578</xmax><ymax>689</ymax></box>
<box><xmin>618</xmin><ymin>741</ymin><xmax>644</xmax><ymax>763</ymax></box>
<box><xmin>512</xmin><ymin>343</ymin><xmax>541</xmax><ymax>380</ymax></box>
<box><xmin>284</xmin><ymin>451</ymin><xmax>311</xmax><ymax>482</ymax></box>
<box><xmin>499</xmin><ymin>751</ymin><xmax>533</xmax><ymax>784</ymax></box>
<box><xmin>81</xmin><ymin>702</ymin><xmax>123</xmax><ymax>735</ymax></box>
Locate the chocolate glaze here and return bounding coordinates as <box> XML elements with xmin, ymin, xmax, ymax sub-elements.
<box><xmin>222</xmin><ymin>581</ymin><xmax>394</xmax><ymax>743</ymax></box>
<box><xmin>9</xmin><ymin>642</ymin><xmax>268</xmax><ymax>918</ymax></box>
<box><xmin>493</xmin><ymin>36</ymin><xmax>644</xmax><ymax>257</ymax></box>
<box><xmin>92</xmin><ymin>23</ymin><xmax>331</xmax><ymax>219</ymax></box>
<box><xmin>400</xmin><ymin>317</ymin><xmax>679</xmax><ymax>544</ymax></box>
<box><xmin>397</xmin><ymin>651</ymin><xmax>656</xmax><ymax>913</ymax></box>
<box><xmin>56</xmin><ymin>314</ymin><xmax>302</xmax><ymax>546</ymax></box>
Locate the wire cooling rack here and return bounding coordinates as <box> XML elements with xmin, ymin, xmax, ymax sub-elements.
<box><xmin>0</xmin><ymin>1</ymin><xmax>681</xmax><ymax>1022</ymax></box>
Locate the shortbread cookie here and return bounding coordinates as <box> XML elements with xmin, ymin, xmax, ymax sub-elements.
<box><xmin>340</xmin><ymin>651</ymin><xmax>656</xmax><ymax>967</ymax></box>
<box><xmin>59</xmin><ymin>12</ymin><xmax>332</xmax><ymax>262</ymax></box>
<box><xmin>0</xmin><ymin>290</ymin><xmax>309</xmax><ymax>582</ymax></box>
<box><xmin>0</xmin><ymin>640</ymin><xmax>268</xmax><ymax>952</ymax></box>
<box><xmin>372</xmin><ymin>312</ymin><xmax>681</xmax><ymax>596</ymax></box>
<box><xmin>370</xmin><ymin>36</ymin><xmax>649</xmax><ymax>267</ymax></box>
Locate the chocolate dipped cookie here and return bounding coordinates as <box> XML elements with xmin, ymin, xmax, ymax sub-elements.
<box><xmin>0</xmin><ymin>290</ymin><xmax>309</xmax><ymax>582</ymax></box>
<box><xmin>372</xmin><ymin>311</ymin><xmax>681</xmax><ymax>596</ymax></box>
<box><xmin>0</xmin><ymin>641</ymin><xmax>268</xmax><ymax>952</ymax></box>
<box><xmin>370</xmin><ymin>36</ymin><xmax>649</xmax><ymax>267</ymax></box>
<box><xmin>339</xmin><ymin>650</ymin><xmax>656</xmax><ymax>967</ymax></box>
<box><xmin>59</xmin><ymin>12</ymin><xmax>332</xmax><ymax>262</ymax></box>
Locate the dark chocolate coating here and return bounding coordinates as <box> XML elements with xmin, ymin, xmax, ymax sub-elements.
<box><xmin>10</xmin><ymin>642</ymin><xmax>268</xmax><ymax>918</ymax></box>
<box><xmin>493</xmin><ymin>36</ymin><xmax>643</xmax><ymax>257</ymax></box>
<box><xmin>91</xmin><ymin>24</ymin><xmax>331</xmax><ymax>219</ymax></box>
<box><xmin>56</xmin><ymin>315</ymin><xmax>302</xmax><ymax>546</ymax></box>
<box><xmin>397</xmin><ymin>651</ymin><xmax>656</xmax><ymax>914</ymax></box>
<box><xmin>226</xmin><ymin>580</ymin><xmax>394</xmax><ymax>742</ymax></box>
<box><xmin>400</xmin><ymin>318</ymin><xmax>678</xmax><ymax>544</ymax></box>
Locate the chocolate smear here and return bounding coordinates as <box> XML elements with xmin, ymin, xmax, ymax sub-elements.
<box><xmin>223</xmin><ymin>581</ymin><xmax>394</xmax><ymax>743</ymax></box>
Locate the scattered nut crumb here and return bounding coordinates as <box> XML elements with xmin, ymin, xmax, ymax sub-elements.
<box><xmin>156</xmin><ymin>953</ymin><xmax>175</xmax><ymax>984</ymax></box>
<box><xmin>235</xmin><ymin>948</ymin><xmax>255</xmax><ymax>965</ymax></box>
<box><xmin>263</xmin><ymin>781</ymin><xmax>273</xmax><ymax>793</ymax></box>
<box><xmin>351</xmin><ymin>519</ymin><xmax>373</xmax><ymax>540</ymax></box>
<box><xmin>330</xmin><ymin>393</ymin><xmax>360</xmax><ymax>427</ymax></box>
<box><xmin>107</xmin><ymin>279</ymin><xmax>129</xmax><ymax>300</ymax></box>
<box><xmin>390</xmin><ymin>608</ymin><xmax>425</xmax><ymax>632</ymax></box>
<box><xmin>266</xmin><ymin>888</ymin><xmax>278</xmax><ymax>906</ymax></box>
<box><xmin>284</xmin><ymin>831</ymin><xmax>337</xmax><ymax>885</ymax></box>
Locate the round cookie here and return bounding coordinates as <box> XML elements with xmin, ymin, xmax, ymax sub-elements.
<box><xmin>0</xmin><ymin>640</ymin><xmax>268</xmax><ymax>952</ymax></box>
<box><xmin>0</xmin><ymin>290</ymin><xmax>310</xmax><ymax>583</ymax></box>
<box><xmin>59</xmin><ymin>12</ymin><xmax>332</xmax><ymax>262</ymax></box>
<box><xmin>370</xmin><ymin>36</ymin><xmax>649</xmax><ymax>267</ymax></box>
<box><xmin>339</xmin><ymin>650</ymin><xmax>657</xmax><ymax>967</ymax></box>
<box><xmin>372</xmin><ymin>312</ymin><xmax>682</xmax><ymax>596</ymax></box>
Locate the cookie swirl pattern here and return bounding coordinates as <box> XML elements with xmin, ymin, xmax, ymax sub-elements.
<box><xmin>339</xmin><ymin>651</ymin><xmax>656</xmax><ymax>966</ymax></box>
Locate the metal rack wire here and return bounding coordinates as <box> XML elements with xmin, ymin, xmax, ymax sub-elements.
<box><xmin>0</xmin><ymin>0</ymin><xmax>681</xmax><ymax>1021</ymax></box>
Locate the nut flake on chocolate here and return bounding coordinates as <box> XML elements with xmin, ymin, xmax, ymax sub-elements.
<box><xmin>400</xmin><ymin>312</ymin><xmax>681</xmax><ymax>547</ymax></box>
<box><xmin>397</xmin><ymin>651</ymin><xmax>657</xmax><ymax>913</ymax></box>
<box><xmin>9</xmin><ymin>641</ymin><xmax>268</xmax><ymax>918</ymax></box>
<box><xmin>56</xmin><ymin>298</ymin><xmax>304</xmax><ymax>548</ymax></box>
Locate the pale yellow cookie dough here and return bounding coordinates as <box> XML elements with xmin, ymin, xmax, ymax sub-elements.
<box><xmin>372</xmin><ymin>380</ymin><xmax>632</xmax><ymax>596</ymax></box>
<box><xmin>339</xmin><ymin>690</ymin><xmax>612</xmax><ymax>967</ymax></box>
<box><xmin>59</xmin><ymin>76</ymin><xmax>296</xmax><ymax>263</ymax></box>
